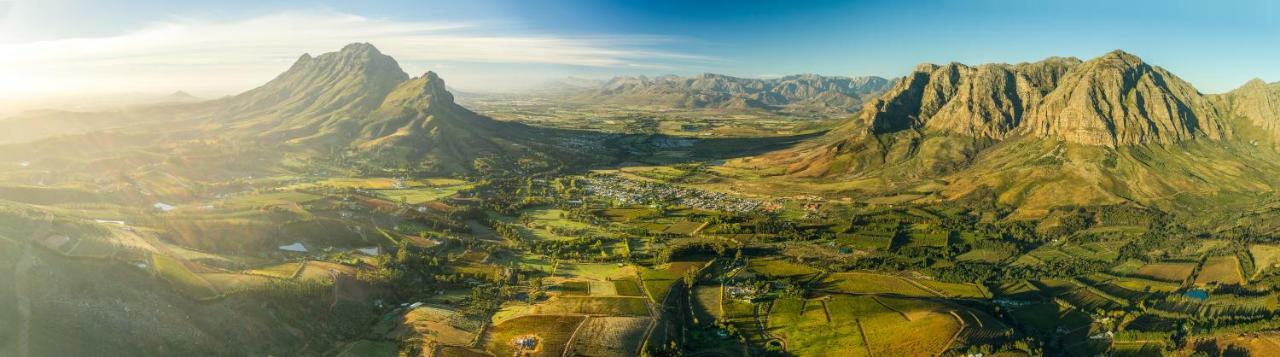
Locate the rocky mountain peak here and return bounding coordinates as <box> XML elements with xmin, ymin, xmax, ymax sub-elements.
<box><xmin>1023</xmin><ymin>50</ymin><xmax>1224</xmax><ymax>146</ymax></box>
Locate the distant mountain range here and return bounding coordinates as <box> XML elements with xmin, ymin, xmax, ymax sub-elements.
<box><xmin>757</xmin><ymin>50</ymin><xmax>1280</xmax><ymax>216</ymax></box>
<box><xmin>569</xmin><ymin>73</ymin><xmax>895</xmax><ymax>113</ymax></box>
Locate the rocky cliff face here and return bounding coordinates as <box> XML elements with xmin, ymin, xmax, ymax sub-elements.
<box><xmin>848</xmin><ymin>50</ymin><xmax>1242</xmax><ymax>147</ymax></box>
<box><xmin>1023</xmin><ymin>50</ymin><xmax>1225</xmax><ymax>146</ymax></box>
<box><xmin>1227</xmin><ymin>79</ymin><xmax>1280</xmax><ymax>138</ymax></box>
<box><xmin>222</xmin><ymin>43</ymin><xmax>409</xmax><ymax>120</ymax></box>
<box><xmin>857</xmin><ymin>58</ymin><xmax>1079</xmax><ymax>139</ymax></box>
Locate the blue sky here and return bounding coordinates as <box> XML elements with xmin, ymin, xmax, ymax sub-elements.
<box><xmin>0</xmin><ymin>0</ymin><xmax>1276</xmax><ymax>97</ymax></box>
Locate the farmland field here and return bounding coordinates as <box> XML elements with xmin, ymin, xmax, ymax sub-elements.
<box><xmin>819</xmin><ymin>272</ymin><xmax>935</xmax><ymax>297</ymax></box>
<box><xmin>483</xmin><ymin>315</ymin><xmax>586</xmax><ymax>357</ymax></box>
<box><xmin>768</xmin><ymin>295</ymin><xmax>962</xmax><ymax>356</ymax></box>
<box><xmin>1196</xmin><ymin>256</ymin><xmax>1246</xmax><ymax>286</ymax></box>
<box><xmin>1251</xmin><ymin>244</ymin><xmax>1280</xmax><ymax>280</ymax></box>
<box><xmin>639</xmin><ymin>261</ymin><xmax>707</xmax><ymax>303</ymax></box>
<box><xmin>532</xmin><ymin>296</ymin><xmax>650</xmax><ymax>316</ymax></box>
<box><xmin>748</xmin><ymin>257</ymin><xmax>821</xmax><ymax>281</ymax></box>
<box><xmin>1133</xmin><ymin>262</ymin><xmax>1197</xmax><ymax>282</ymax></box>
<box><xmin>569</xmin><ymin>317</ymin><xmax>649</xmax><ymax>357</ymax></box>
<box><xmin>611</xmin><ymin>278</ymin><xmax>644</xmax><ymax>297</ymax></box>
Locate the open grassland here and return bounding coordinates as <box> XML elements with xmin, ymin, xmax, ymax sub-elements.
<box><xmin>768</xmin><ymin>295</ymin><xmax>962</xmax><ymax>356</ymax></box>
<box><xmin>819</xmin><ymin>272</ymin><xmax>935</xmax><ymax>297</ymax></box>
<box><xmin>215</xmin><ymin>191</ymin><xmax>322</xmax><ymax>211</ymax></box>
<box><xmin>1134</xmin><ymin>262</ymin><xmax>1198</xmax><ymax>282</ymax></box>
<box><xmin>483</xmin><ymin>315</ymin><xmax>586</xmax><ymax>357</ymax></box>
<box><xmin>395</xmin><ymin>306</ymin><xmax>478</xmax><ymax>347</ymax></box>
<box><xmin>152</xmin><ymin>254</ymin><xmax>220</xmax><ymax>300</ymax></box>
<box><xmin>1196</xmin><ymin>256</ymin><xmax>1246</xmax><ymax>286</ymax></box>
<box><xmin>568</xmin><ymin>317</ymin><xmax>649</xmax><ymax>357</ymax></box>
<box><xmin>1251</xmin><ymin>244</ymin><xmax>1280</xmax><ymax>280</ymax></box>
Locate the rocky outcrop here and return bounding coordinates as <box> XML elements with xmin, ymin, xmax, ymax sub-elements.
<box><xmin>857</xmin><ymin>58</ymin><xmax>1078</xmax><ymax>139</ymax></box>
<box><xmin>848</xmin><ymin>50</ymin><xmax>1238</xmax><ymax>147</ymax></box>
<box><xmin>1227</xmin><ymin>79</ymin><xmax>1280</xmax><ymax>137</ymax></box>
<box><xmin>1023</xmin><ymin>50</ymin><xmax>1225</xmax><ymax>146</ymax></box>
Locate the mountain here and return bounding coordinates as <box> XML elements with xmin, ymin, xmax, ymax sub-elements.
<box><xmin>575</xmin><ymin>73</ymin><xmax>894</xmax><ymax>113</ymax></box>
<box><xmin>1226</xmin><ymin>78</ymin><xmax>1280</xmax><ymax>142</ymax></box>
<box><xmin>192</xmin><ymin>43</ymin><xmax>585</xmax><ymax>174</ymax></box>
<box><xmin>752</xmin><ymin>50</ymin><xmax>1280</xmax><ymax>217</ymax></box>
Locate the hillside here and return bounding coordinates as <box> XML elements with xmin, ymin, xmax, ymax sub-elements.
<box><xmin>747</xmin><ymin>50</ymin><xmax>1280</xmax><ymax>217</ymax></box>
<box><xmin>575</xmin><ymin>73</ymin><xmax>894</xmax><ymax>113</ymax></box>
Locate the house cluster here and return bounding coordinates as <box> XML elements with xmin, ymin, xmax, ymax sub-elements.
<box><xmin>583</xmin><ymin>174</ymin><xmax>764</xmax><ymax>213</ymax></box>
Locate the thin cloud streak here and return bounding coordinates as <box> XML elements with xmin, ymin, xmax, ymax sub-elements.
<box><xmin>0</xmin><ymin>10</ymin><xmax>712</xmax><ymax>98</ymax></box>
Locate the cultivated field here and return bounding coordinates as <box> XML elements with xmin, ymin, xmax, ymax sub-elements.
<box><xmin>1133</xmin><ymin>262</ymin><xmax>1198</xmax><ymax>282</ymax></box>
<box><xmin>767</xmin><ymin>295</ymin><xmax>963</xmax><ymax>356</ymax></box>
<box><xmin>819</xmin><ymin>272</ymin><xmax>935</xmax><ymax>297</ymax></box>
<box><xmin>1250</xmin><ymin>244</ymin><xmax>1280</xmax><ymax>280</ymax></box>
<box><xmin>483</xmin><ymin>315</ymin><xmax>586</xmax><ymax>357</ymax></box>
<box><xmin>568</xmin><ymin>317</ymin><xmax>649</xmax><ymax>357</ymax></box>
<box><xmin>1196</xmin><ymin>256</ymin><xmax>1246</xmax><ymax>286</ymax></box>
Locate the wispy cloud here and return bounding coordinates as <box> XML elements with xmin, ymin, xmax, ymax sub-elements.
<box><xmin>0</xmin><ymin>10</ymin><xmax>710</xmax><ymax>98</ymax></box>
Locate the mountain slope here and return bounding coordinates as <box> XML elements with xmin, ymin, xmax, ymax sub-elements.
<box><xmin>745</xmin><ymin>50</ymin><xmax>1280</xmax><ymax>216</ymax></box>
<box><xmin>577</xmin><ymin>73</ymin><xmax>894</xmax><ymax>113</ymax></box>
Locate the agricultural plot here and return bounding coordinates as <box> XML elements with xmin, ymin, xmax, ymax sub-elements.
<box><xmin>748</xmin><ymin>257</ymin><xmax>821</xmax><ymax>281</ymax></box>
<box><xmin>483</xmin><ymin>315</ymin><xmax>586</xmax><ymax>357</ymax></box>
<box><xmin>393</xmin><ymin>306</ymin><xmax>479</xmax><ymax>348</ymax></box>
<box><xmin>990</xmin><ymin>280</ymin><xmax>1042</xmax><ymax>300</ymax></box>
<box><xmin>662</xmin><ymin>220</ymin><xmax>707</xmax><ymax>235</ymax></box>
<box><xmin>248</xmin><ymin>262</ymin><xmax>303</xmax><ymax>279</ymax></box>
<box><xmin>556</xmin><ymin>281</ymin><xmax>591</xmax><ymax>296</ymax></box>
<box><xmin>638</xmin><ymin>261</ymin><xmax>706</xmax><ymax>303</ymax></box>
<box><xmin>200</xmin><ymin>272</ymin><xmax>273</xmax><ymax>293</ymax></box>
<box><xmin>1133</xmin><ymin>262</ymin><xmax>1197</xmax><ymax>283</ymax></box>
<box><xmin>917</xmin><ymin>280</ymin><xmax>988</xmax><ymax>299</ymax></box>
<box><xmin>1195</xmin><ymin>256</ymin><xmax>1246</xmax><ymax>286</ymax></box>
<box><xmin>955</xmin><ymin>248</ymin><xmax>1011</xmax><ymax>263</ymax></box>
<box><xmin>1010</xmin><ymin>303</ymin><xmax>1091</xmax><ymax>335</ymax></box>
<box><xmin>596</xmin><ymin>207</ymin><xmax>652</xmax><ymax>222</ymax></box>
<box><xmin>818</xmin><ymin>272</ymin><xmax>935</xmax><ymax>297</ymax></box>
<box><xmin>532</xmin><ymin>296</ymin><xmax>649</xmax><ymax>316</ymax></box>
<box><xmin>898</xmin><ymin>225</ymin><xmax>950</xmax><ymax>249</ymax></box>
<box><xmin>215</xmin><ymin>191</ymin><xmax>322</xmax><ymax>211</ymax></box>
<box><xmin>1250</xmin><ymin>244</ymin><xmax>1280</xmax><ymax>280</ymax></box>
<box><xmin>372</xmin><ymin>182</ymin><xmax>471</xmax><ymax>204</ymax></box>
<box><xmin>569</xmin><ymin>317</ymin><xmax>649</xmax><ymax>357</ymax></box>
<box><xmin>1033</xmin><ymin>279</ymin><xmax>1122</xmax><ymax>311</ymax></box>
<box><xmin>768</xmin><ymin>295</ymin><xmax>963</xmax><ymax>356</ymax></box>
<box><xmin>611</xmin><ymin>278</ymin><xmax>644</xmax><ymax>297</ymax></box>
